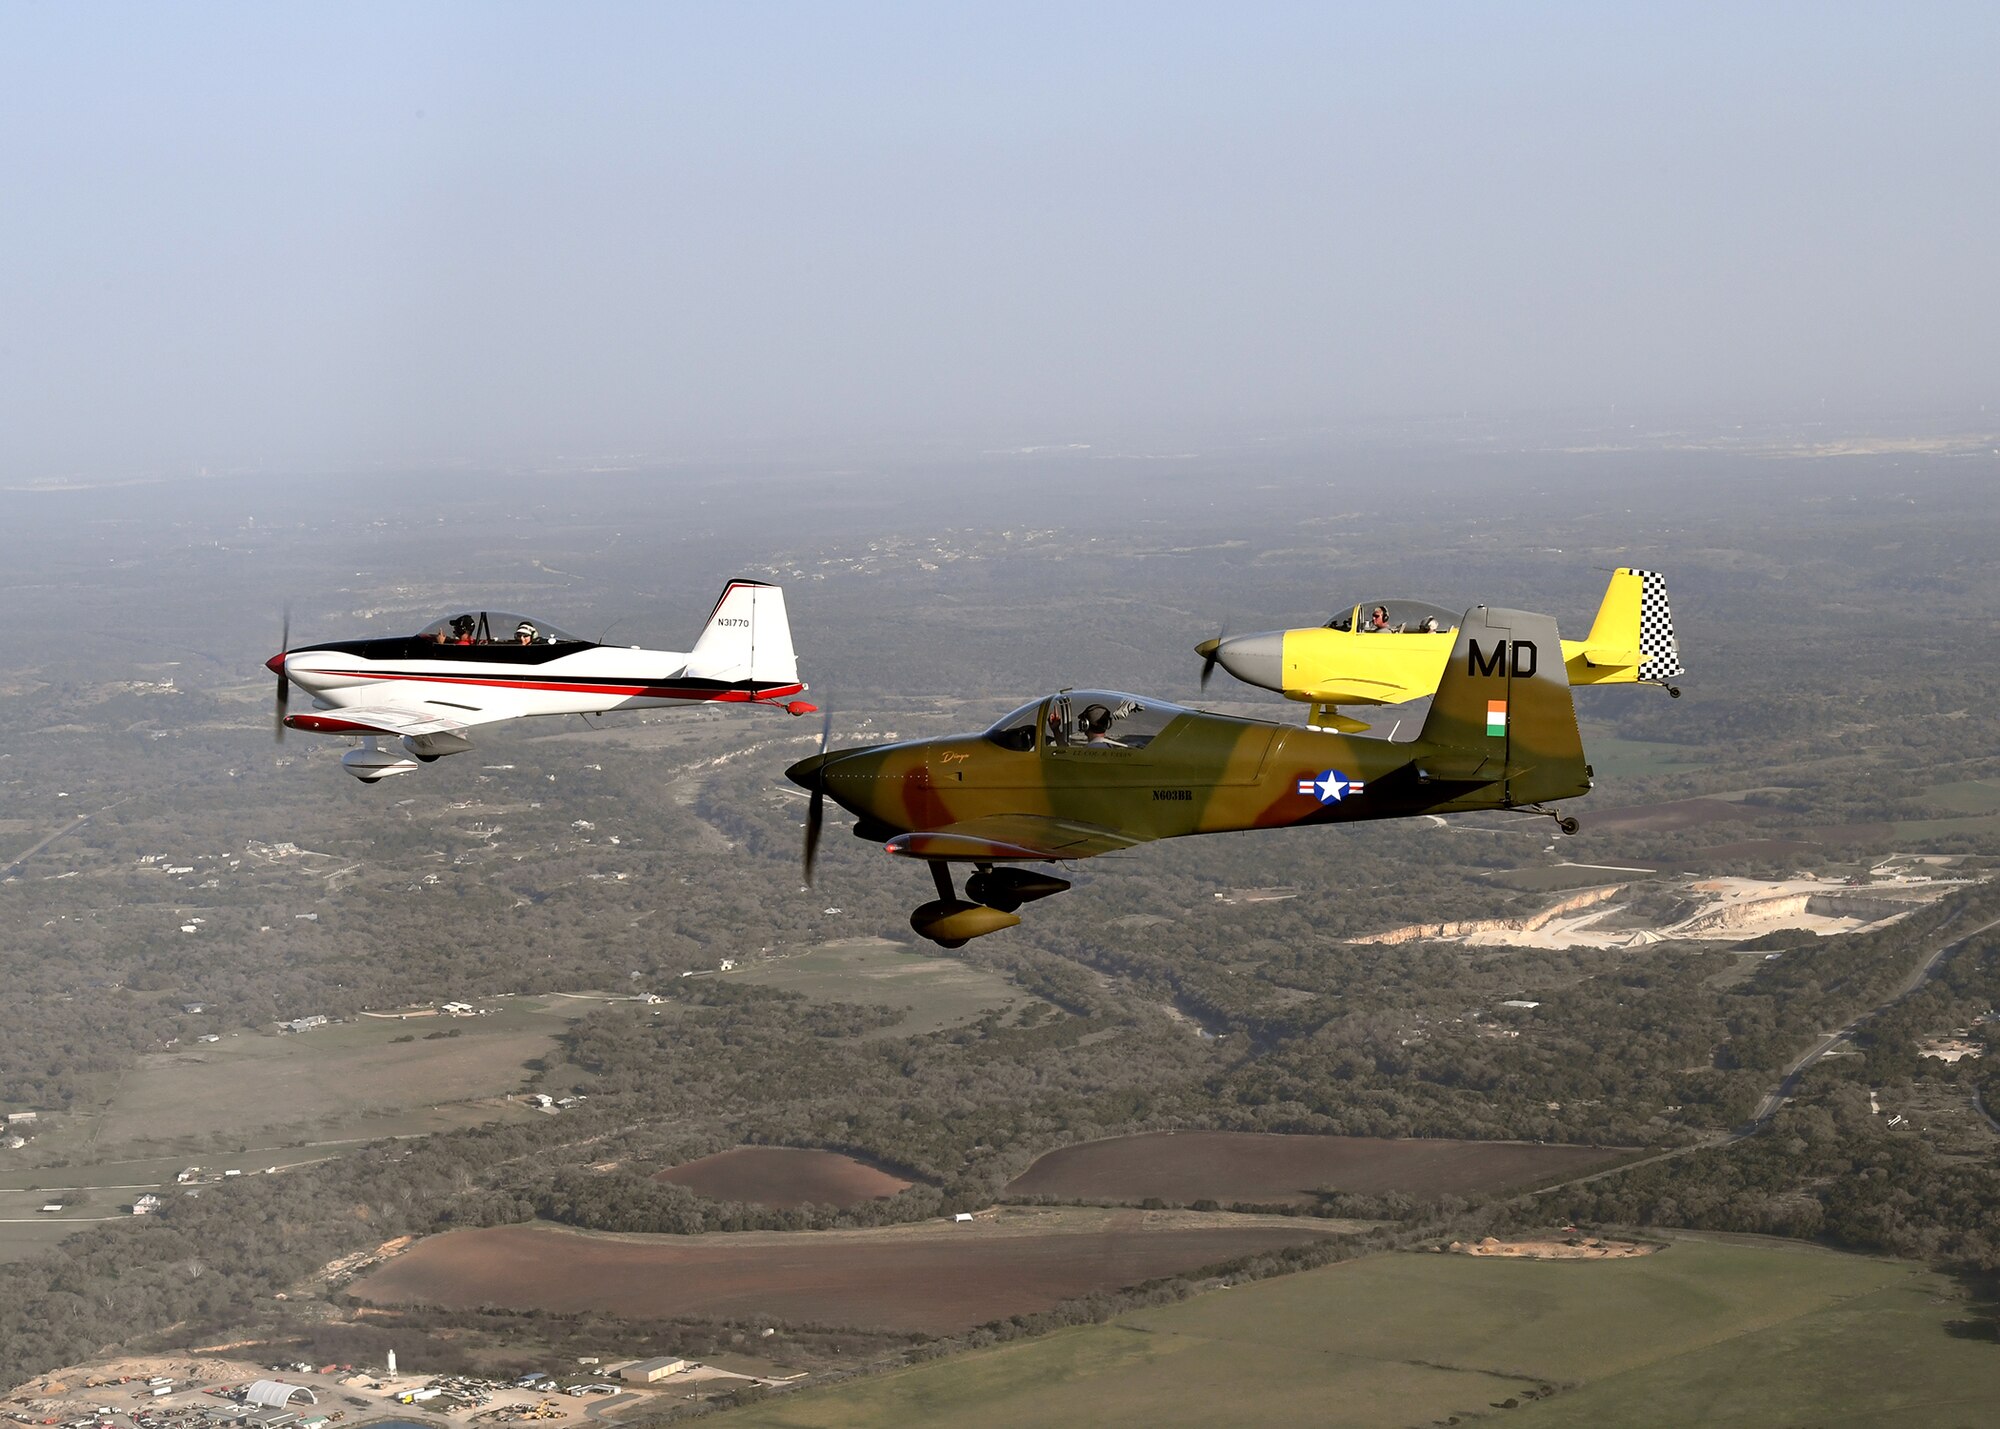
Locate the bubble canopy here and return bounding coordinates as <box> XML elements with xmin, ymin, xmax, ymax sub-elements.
<box><xmin>1326</xmin><ymin>599</ymin><xmax>1459</xmax><ymax>633</ymax></box>
<box><xmin>416</xmin><ymin>612</ymin><xmax>587</xmax><ymax>645</ymax></box>
<box><xmin>984</xmin><ymin>691</ymin><xmax>1185</xmax><ymax>750</ymax></box>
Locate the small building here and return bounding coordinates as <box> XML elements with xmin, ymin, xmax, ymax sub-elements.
<box><xmin>177</xmin><ymin>1166</ymin><xmax>202</xmax><ymax>1183</ymax></box>
<box><xmin>244</xmin><ymin>1383</ymin><xmax>316</xmax><ymax>1410</ymax></box>
<box><xmin>132</xmin><ymin>1194</ymin><xmax>164</xmax><ymax>1215</ymax></box>
<box><xmin>183</xmin><ymin>1002</ymin><xmax>207</xmax><ymax>1014</ymax></box>
<box><xmin>1919</xmin><ymin>1037</ymin><xmax>1984</xmax><ymax>1063</ymax></box>
<box><xmin>619</xmin><ymin>1358</ymin><xmax>689</xmax><ymax>1384</ymax></box>
<box><xmin>5</xmin><ymin>1110</ymin><xmax>38</xmax><ymax>1124</ymax></box>
<box><xmin>39</xmin><ymin>1203</ymin><xmax>63</xmax><ymax>1213</ymax></box>
<box><xmin>1500</xmin><ymin>1000</ymin><xmax>1542</xmax><ymax>1010</ymax></box>
<box><xmin>953</xmin><ymin>1212</ymin><xmax>975</xmax><ymax>1223</ymax></box>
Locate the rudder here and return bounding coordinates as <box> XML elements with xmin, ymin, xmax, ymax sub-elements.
<box><xmin>1627</xmin><ymin>568</ymin><xmax>1684</xmax><ymax>682</ymax></box>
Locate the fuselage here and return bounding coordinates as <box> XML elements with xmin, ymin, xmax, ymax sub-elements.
<box><xmin>791</xmin><ymin>693</ymin><xmax>1585</xmax><ymax>855</ymax></box>
<box><xmin>1216</xmin><ymin>626</ymin><xmax>1616</xmax><ymax>708</ymax></box>
<box><xmin>273</xmin><ymin>635</ymin><xmax>805</xmax><ymax>720</ymax></box>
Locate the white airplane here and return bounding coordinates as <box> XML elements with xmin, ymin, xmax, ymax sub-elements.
<box><xmin>267</xmin><ymin>579</ymin><xmax>813</xmax><ymax>781</ymax></box>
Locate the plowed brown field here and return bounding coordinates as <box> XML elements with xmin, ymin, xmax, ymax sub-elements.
<box><xmin>1004</xmin><ymin>1131</ymin><xmax>1628</xmax><ymax>1204</ymax></box>
<box><xmin>1585</xmin><ymin>798</ymin><xmax>1753</xmax><ymax>832</ymax></box>
<box><xmin>353</xmin><ymin>1212</ymin><xmax>1343</xmax><ymax>1334</ymax></box>
<box><xmin>653</xmin><ymin>1147</ymin><xmax>913</xmax><ymax>1208</ymax></box>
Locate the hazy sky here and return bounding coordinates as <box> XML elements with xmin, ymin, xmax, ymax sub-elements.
<box><xmin>3</xmin><ymin>3</ymin><xmax>1995</xmax><ymax>477</ymax></box>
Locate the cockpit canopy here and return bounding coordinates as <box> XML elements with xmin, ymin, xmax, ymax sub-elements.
<box><xmin>984</xmin><ymin>691</ymin><xmax>1184</xmax><ymax>751</ymax></box>
<box><xmin>1327</xmin><ymin>599</ymin><xmax>1458</xmax><ymax>634</ymax></box>
<box><xmin>417</xmin><ymin>611</ymin><xmax>586</xmax><ymax>646</ymax></box>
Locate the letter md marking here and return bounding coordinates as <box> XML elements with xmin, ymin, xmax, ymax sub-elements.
<box><xmin>1468</xmin><ymin>639</ymin><xmax>1538</xmax><ymax>679</ymax></box>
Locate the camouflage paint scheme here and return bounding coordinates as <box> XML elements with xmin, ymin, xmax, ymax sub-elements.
<box><xmin>790</xmin><ymin>607</ymin><xmax>1594</xmax><ymax>944</ymax></box>
<box><xmin>1199</xmin><ymin>568</ymin><xmax>1683</xmax><ymax>730</ymax></box>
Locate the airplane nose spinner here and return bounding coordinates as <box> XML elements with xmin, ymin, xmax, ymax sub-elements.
<box><xmin>784</xmin><ymin>752</ymin><xmax>827</xmax><ymax>791</ymax></box>
<box><xmin>1212</xmin><ymin>632</ymin><xmax>1284</xmax><ymax>691</ymax></box>
<box><xmin>265</xmin><ymin>652</ymin><xmax>287</xmax><ymax>674</ymax></box>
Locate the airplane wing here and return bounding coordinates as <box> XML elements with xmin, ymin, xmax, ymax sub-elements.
<box><xmin>884</xmin><ymin>814</ymin><xmax>1146</xmax><ymax>862</ymax></box>
<box><xmin>283</xmin><ymin>702</ymin><xmax>525</xmax><ymax>738</ymax></box>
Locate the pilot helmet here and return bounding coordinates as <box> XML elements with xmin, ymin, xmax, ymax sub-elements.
<box><xmin>449</xmin><ymin>615</ymin><xmax>476</xmax><ymax>636</ymax></box>
<box><xmin>515</xmin><ymin>622</ymin><xmax>538</xmax><ymax>642</ymax></box>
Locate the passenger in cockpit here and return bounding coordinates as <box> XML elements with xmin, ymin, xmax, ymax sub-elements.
<box><xmin>515</xmin><ymin>621</ymin><xmax>540</xmax><ymax>645</ymax></box>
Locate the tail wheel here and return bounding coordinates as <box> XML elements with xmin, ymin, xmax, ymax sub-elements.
<box><xmin>1558</xmin><ymin>816</ymin><xmax>1581</xmax><ymax>836</ymax></box>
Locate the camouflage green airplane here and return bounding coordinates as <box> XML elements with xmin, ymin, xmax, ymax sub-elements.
<box><xmin>789</xmin><ymin>606</ymin><xmax>1594</xmax><ymax>947</ymax></box>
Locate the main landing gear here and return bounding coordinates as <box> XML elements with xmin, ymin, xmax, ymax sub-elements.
<box><xmin>909</xmin><ymin>862</ymin><xmax>1072</xmax><ymax>947</ymax></box>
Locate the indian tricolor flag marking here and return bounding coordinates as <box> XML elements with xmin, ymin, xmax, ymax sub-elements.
<box><xmin>1486</xmin><ymin>700</ymin><xmax>1507</xmax><ymax>737</ymax></box>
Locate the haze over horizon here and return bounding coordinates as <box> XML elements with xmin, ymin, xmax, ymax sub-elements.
<box><xmin>4</xmin><ymin>3</ymin><xmax>1996</xmax><ymax>479</ymax></box>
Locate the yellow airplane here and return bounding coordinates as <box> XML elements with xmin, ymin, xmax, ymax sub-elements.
<box><xmin>1196</xmin><ymin>567</ymin><xmax>1682</xmax><ymax>733</ymax></box>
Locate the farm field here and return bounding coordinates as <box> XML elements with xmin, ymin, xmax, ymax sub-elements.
<box><xmin>1920</xmin><ymin>778</ymin><xmax>2000</xmax><ymax>816</ymax></box>
<box><xmin>352</xmin><ymin>1208</ymin><xmax>1351</xmax><ymax>1334</ymax></box>
<box><xmin>1004</xmin><ymin>1130</ymin><xmax>1630</xmax><ymax>1204</ymax></box>
<box><xmin>1575</xmin><ymin>729</ymin><xmax>1703</xmax><ymax>781</ymax></box>
<box><xmin>654</xmin><ymin>1147</ymin><xmax>914</xmax><ymax>1208</ymax></box>
<box><xmin>729</xmin><ymin>1235</ymin><xmax>1996</xmax><ymax>1429</ymax></box>
<box><xmin>1487</xmin><ymin>863</ymin><xmax>1655</xmax><ymax>893</ymax></box>
<box><xmin>68</xmin><ymin>998</ymin><xmax>584</xmax><ymax>1154</ymax></box>
<box><xmin>1584</xmin><ymin>798</ymin><xmax>1756</xmax><ymax>834</ymax></box>
<box><xmin>730</xmin><ymin>938</ymin><xmax>1038</xmax><ymax>1036</ymax></box>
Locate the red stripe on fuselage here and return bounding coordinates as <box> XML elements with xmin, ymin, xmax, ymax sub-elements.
<box><xmin>308</xmin><ymin>669</ymin><xmax>804</xmax><ymax>702</ymax></box>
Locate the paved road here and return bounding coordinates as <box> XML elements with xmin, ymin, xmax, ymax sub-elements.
<box><xmin>1738</xmin><ymin>911</ymin><xmax>2000</xmax><ymax>1134</ymax></box>
<box><xmin>1531</xmin><ymin>908</ymin><xmax>2000</xmax><ymax>1201</ymax></box>
<box><xmin>1</xmin><ymin>811</ymin><xmax>91</xmax><ymax>879</ymax></box>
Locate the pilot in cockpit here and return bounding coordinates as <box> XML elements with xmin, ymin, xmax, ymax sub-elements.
<box><xmin>1366</xmin><ymin>605</ymin><xmax>1393</xmax><ymax>632</ymax></box>
<box><xmin>1077</xmin><ymin>704</ymin><xmax>1121</xmax><ymax>745</ymax></box>
<box><xmin>515</xmin><ymin>621</ymin><xmax>540</xmax><ymax>645</ymax></box>
<box><xmin>449</xmin><ymin>615</ymin><xmax>477</xmax><ymax>645</ymax></box>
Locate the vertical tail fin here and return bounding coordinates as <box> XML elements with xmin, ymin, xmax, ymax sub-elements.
<box><xmin>683</xmin><ymin>580</ymin><xmax>801</xmax><ymax>689</ymax></box>
<box><xmin>1419</xmin><ymin>606</ymin><xmax>1589</xmax><ymax>805</ymax></box>
<box><xmin>1581</xmin><ymin>567</ymin><xmax>1683</xmax><ymax>682</ymax></box>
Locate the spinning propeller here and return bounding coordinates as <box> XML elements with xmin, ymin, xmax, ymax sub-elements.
<box><xmin>272</xmin><ymin>607</ymin><xmax>291</xmax><ymax>743</ymax></box>
<box><xmin>1196</xmin><ymin>625</ymin><xmax>1228</xmax><ymax>692</ymax></box>
<box><xmin>802</xmin><ymin>705</ymin><xmax>831</xmax><ymax>886</ymax></box>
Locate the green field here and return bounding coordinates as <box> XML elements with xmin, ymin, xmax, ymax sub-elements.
<box><xmin>1577</xmin><ymin>729</ymin><xmax>1702</xmax><ymax>780</ymax></box>
<box><xmin>726</xmin><ymin>1235</ymin><xmax>2000</xmax><ymax>1428</ymax></box>
<box><xmin>22</xmin><ymin>997</ymin><xmax>582</xmax><ymax>1164</ymax></box>
<box><xmin>1920</xmin><ymin>778</ymin><xmax>2000</xmax><ymax>816</ymax></box>
<box><xmin>1487</xmin><ymin>863</ymin><xmax>1654</xmax><ymax>892</ymax></box>
<box><xmin>730</xmin><ymin>939</ymin><xmax>1039</xmax><ymax>1036</ymax></box>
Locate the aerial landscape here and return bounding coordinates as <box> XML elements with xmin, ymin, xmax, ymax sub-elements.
<box><xmin>4</xmin><ymin>6</ymin><xmax>1999</xmax><ymax>1428</ymax></box>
